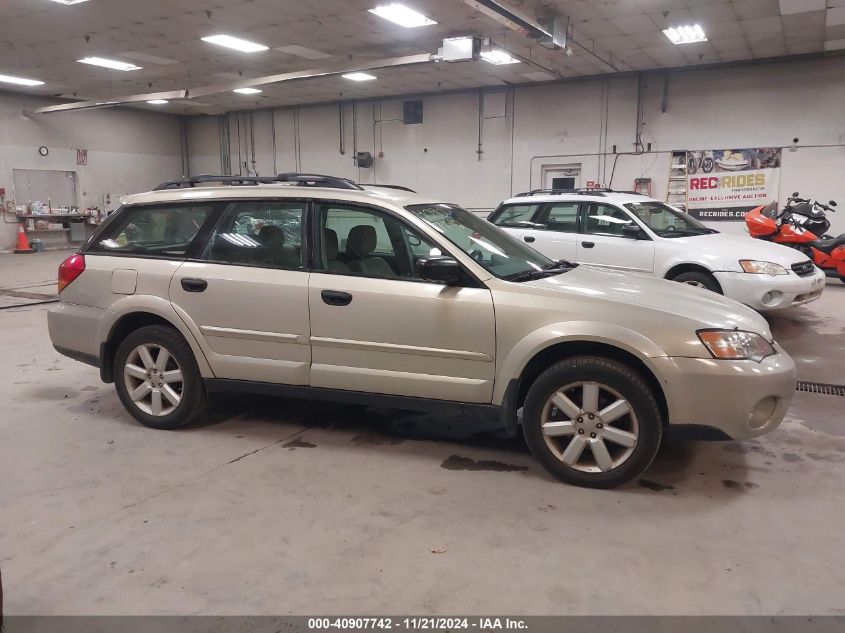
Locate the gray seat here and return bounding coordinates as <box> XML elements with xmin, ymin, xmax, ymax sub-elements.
<box><xmin>323</xmin><ymin>228</ymin><xmax>350</xmax><ymax>273</ymax></box>
<box><xmin>258</xmin><ymin>225</ymin><xmax>300</xmax><ymax>268</ymax></box>
<box><xmin>346</xmin><ymin>225</ymin><xmax>396</xmax><ymax>278</ymax></box>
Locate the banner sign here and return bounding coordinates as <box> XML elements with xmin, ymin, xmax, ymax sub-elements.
<box><xmin>685</xmin><ymin>148</ymin><xmax>782</xmax><ymax>221</ymax></box>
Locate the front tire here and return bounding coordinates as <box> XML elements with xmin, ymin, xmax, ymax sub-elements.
<box><xmin>522</xmin><ymin>357</ymin><xmax>663</xmax><ymax>488</ymax></box>
<box><xmin>114</xmin><ymin>325</ymin><xmax>207</xmax><ymax>430</ymax></box>
<box><xmin>671</xmin><ymin>270</ymin><xmax>722</xmax><ymax>293</ymax></box>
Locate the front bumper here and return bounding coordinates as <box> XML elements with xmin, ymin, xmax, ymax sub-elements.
<box><xmin>714</xmin><ymin>267</ymin><xmax>826</xmax><ymax>311</ymax></box>
<box><xmin>653</xmin><ymin>345</ymin><xmax>796</xmax><ymax>441</ymax></box>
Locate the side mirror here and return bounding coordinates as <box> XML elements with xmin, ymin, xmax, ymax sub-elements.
<box><xmin>792</xmin><ymin>192</ymin><xmax>800</xmax><ymax>198</ymax></box>
<box><xmin>417</xmin><ymin>256</ymin><xmax>462</xmax><ymax>285</ymax></box>
<box><xmin>622</xmin><ymin>224</ymin><xmax>643</xmax><ymax>239</ymax></box>
<box><xmin>830</xmin><ymin>201</ymin><xmax>837</xmax><ymax>207</ymax></box>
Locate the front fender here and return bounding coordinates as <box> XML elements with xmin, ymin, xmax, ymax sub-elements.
<box><xmin>99</xmin><ymin>295</ymin><xmax>214</xmax><ymax>378</ymax></box>
<box><xmin>493</xmin><ymin>321</ymin><xmax>668</xmax><ymax>404</ymax></box>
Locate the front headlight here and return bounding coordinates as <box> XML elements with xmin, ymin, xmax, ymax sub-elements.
<box><xmin>697</xmin><ymin>329</ymin><xmax>776</xmax><ymax>363</ymax></box>
<box><xmin>740</xmin><ymin>260</ymin><xmax>788</xmax><ymax>275</ymax></box>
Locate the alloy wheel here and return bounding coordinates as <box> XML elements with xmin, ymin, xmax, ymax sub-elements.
<box><xmin>123</xmin><ymin>343</ymin><xmax>184</xmax><ymax>416</ymax></box>
<box><xmin>540</xmin><ymin>381</ymin><xmax>639</xmax><ymax>473</ymax></box>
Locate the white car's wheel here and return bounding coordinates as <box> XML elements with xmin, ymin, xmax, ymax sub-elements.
<box><xmin>671</xmin><ymin>271</ymin><xmax>722</xmax><ymax>293</ymax></box>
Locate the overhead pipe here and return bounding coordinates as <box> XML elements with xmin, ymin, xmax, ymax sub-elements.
<box><xmin>457</xmin><ymin>0</ymin><xmax>622</xmax><ymax>73</ymax></box>
<box><xmin>338</xmin><ymin>102</ymin><xmax>346</xmax><ymax>155</ymax></box>
<box><xmin>477</xmin><ymin>90</ymin><xmax>484</xmax><ymax>161</ymax></box>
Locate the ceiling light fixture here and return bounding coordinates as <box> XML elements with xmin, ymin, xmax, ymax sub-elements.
<box><xmin>368</xmin><ymin>4</ymin><xmax>437</xmax><ymax>28</ymax></box>
<box><xmin>0</xmin><ymin>73</ymin><xmax>45</xmax><ymax>86</ymax></box>
<box><xmin>48</xmin><ymin>0</ymin><xmax>90</xmax><ymax>4</ymax></box>
<box><xmin>77</xmin><ymin>57</ymin><xmax>142</xmax><ymax>71</ymax></box>
<box><xmin>342</xmin><ymin>72</ymin><xmax>377</xmax><ymax>81</ymax></box>
<box><xmin>146</xmin><ymin>99</ymin><xmax>169</xmax><ymax>105</ymax></box>
<box><xmin>480</xmin><ymin>49</ymin><xmax>520</xmax><ymax>65</ymax></box>
<box><xmin>201</xmin><ymin>34</ymin><xmax>269</xmax><ymax>53</ymax></box>
<box><xmin>233</xmin><ymin>87</ymin><xmax>262</xmax><ymax>94</ymax></box>
<box><xmin>663</xmin><ymin>24</ymin><xmax>708</xmax><ymax>45</ymax></box>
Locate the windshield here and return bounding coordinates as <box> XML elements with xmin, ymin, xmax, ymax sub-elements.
<box><xmin>624</xmin><ymin>201</ymin><xmax>717</xmax><ymax>238</ymax></box>
<box><xmin>406</xmin><ymin>203</ymin><xmax>558</xmax><ymax>279</ymax></box>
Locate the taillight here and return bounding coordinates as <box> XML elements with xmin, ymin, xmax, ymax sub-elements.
<box><xmin>58</xmin><ymin>253</ymin><xmax>85</xmax><ymax>293</ymax></box>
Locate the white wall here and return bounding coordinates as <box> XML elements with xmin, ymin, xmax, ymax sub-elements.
<box><xmin>0</xmin><ymin>92</ymin><xmax>184</xmax><ymax>251</ymax></box>
<box><xmin>188</xmin><ymin>56</ymin><xmax>845</xmax><ymax>236</ymax></box>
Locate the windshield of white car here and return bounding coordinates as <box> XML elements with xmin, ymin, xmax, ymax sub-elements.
<box><xmin>624</xmin><ymin>201</ymin><xmax>718</xmax><ymax>238</ymax></box>
<box><xmin>406</xmin><ymin>203</ymin><xmax>573</xmax><ymax>281</ymax></box>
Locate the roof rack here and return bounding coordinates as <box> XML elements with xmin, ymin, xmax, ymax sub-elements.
<box><xmin>514</xmin><ymin>187</ymin><xmax>651</xmax><ymax>198</ymax></box>
<box><xmin>515</xmin><ymin>188</ymin><xmax>611</xmax><ymax>197</ymax></box>
<box><xmin>361</xmin><ymin>183</ymin><xmax>418</xmax><ymax>193</ymax></box>
<box><xmin>153</xmin><ymin>173</ymin><xmax>364</xmax><ymax>191</ymax></box>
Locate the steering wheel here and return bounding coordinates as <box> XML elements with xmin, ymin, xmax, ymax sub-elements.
<box><xmin>469</xmin><ymin>249</ymin><xmax>484</xmax><ymax>263</ymax></box>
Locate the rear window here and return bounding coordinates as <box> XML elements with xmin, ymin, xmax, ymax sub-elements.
<box><xmin>90</xmin><ymin>203</ymin><xmax>219</xmax><ymax>256</ymax></box>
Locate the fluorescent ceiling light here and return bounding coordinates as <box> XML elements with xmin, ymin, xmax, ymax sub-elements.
<box><xmin>146</xmin><ymin>99</ymin><xmax>169</xmax><ymax>105</ymax></box>
<box><xmin>201</xmin><ymin>34</ymin><xmax>268</xmax><ymax>53</ymax></box>
<box><xmin>78</xmin><ymin>57</ymin><xmax>142</xmax><ymax>71</ymax></box>
<box><xmin>0</xmin><ymin>73</ymin><xmax>45</xmax><ymax>86</ymax></box>
<box><xmin>48</xmin><ymin>0</ymin><xmax>90</xmax><ymax>4</ymax></box>
<box><xmin>342</xmin><ymin>72</ymin><xmax>377</xmax><ymax>81</ymax></box>
<box><xmin>480</xmin><ymin>49</ymin><xmax>520</xmax><ymax>65</ymax></box>
<box><xmin>233</xmin><ymin>87</ymin><xmax>262</xmax><ymax>94</ymax></box>
<box><xmin>663</xmin><ymin>24</ymin><xmax>708</xmax><ymax>45</ymax></box>
<box><xmin>368</xmin><ymin>4</ymin><xmax>437</xmax><ymax>28</ymax></box>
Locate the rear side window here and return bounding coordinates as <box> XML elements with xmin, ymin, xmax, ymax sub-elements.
<box><xmin>540</xmin><ymin>202</ymin><xmax>580</xmax><ymax>232</ymax></box>
<box><xmin>490</xmin><ymin>204</ymin><xmax>541</xmax><ymax>227</ymax></box>
<box><xmin>90</xmin><ymin>203</ymin><xmax>218</xmax><ymax>256</ymax></box>
<box><xmin>201</xmin><ymin>201</ymin><xmax>306</xmax><ymax>269</ymax></box>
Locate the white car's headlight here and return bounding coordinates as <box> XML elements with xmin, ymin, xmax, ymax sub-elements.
<box><xmin>697</xmin><ymin>330</ymin><xmax>776</xmax><ymax>363</ymax></box>
<box><xmin>739</xmin><ymin>260</ymin><xmax>788</xmax><ymax>275</ymax></box>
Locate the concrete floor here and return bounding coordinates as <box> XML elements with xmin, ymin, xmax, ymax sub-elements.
<box><xmin>1</xmin><ymin>250</ymin><xmax>844</xmax><ymax>616</ymax></box>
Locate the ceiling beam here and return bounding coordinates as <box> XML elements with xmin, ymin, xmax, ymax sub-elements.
<box><xmin>32</xmin><ymin>54</ymin><xmax>434</xmax><ymax>114</ymax></box>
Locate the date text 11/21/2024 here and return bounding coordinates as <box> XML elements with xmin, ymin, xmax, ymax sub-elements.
<box><xmin>307</xmin><ymin>617</ymin><xmax>528</xmax><ymax>630</ymax></box>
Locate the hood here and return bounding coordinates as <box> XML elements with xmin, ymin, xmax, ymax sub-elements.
<box><xmin>670</xmin><ymin>232</ymin><xmax>809</xmax><ymax>269</ymax></box>
<box><xmin>523</xmin><ymin>265</ymin><xmax>772</xmax><ymax>340</ymax></box>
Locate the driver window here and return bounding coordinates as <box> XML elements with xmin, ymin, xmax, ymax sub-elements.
<box><xmin>317</xmin><ymin>204</ymin><xmax>440</xmax><ymax>281</ymax></box>
<box><xmin>582</xmin><ymin>204</ymin><xmax>634</xmax><ymax>237</ymax></box>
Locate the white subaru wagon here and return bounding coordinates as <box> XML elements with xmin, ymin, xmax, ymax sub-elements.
<box><xmin>489</xmin><ymin>189</ymin><xmax>825</xmax><ymax>311</ymax></box>
<box><xmin>49</xmin><ymin>174</ymin><xmax>796</xmax><ymax>488</ymax></box>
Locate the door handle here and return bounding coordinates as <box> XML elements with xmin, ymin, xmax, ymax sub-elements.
<box><xmin>321</xmin><ymin>290</ymin><xmax>353</xmax><ymax>306</ymax></box>
<box><xmin>581</xmin><ymin>241</ymin><xmax>595</xmax><ymax>249</ymax></box>
<box><xmin>524</xmin><ymin>236</ymin><xmax>536</xmax><ymax>243</ymax></box>
<box><xmin>181</xmin><ymin>278</ymin><xmax>208</xmax><ymax>292</ymax></box>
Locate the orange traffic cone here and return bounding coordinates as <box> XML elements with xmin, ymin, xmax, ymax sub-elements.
<box><xmin>14</xmin><ymin>224</ymin><xmax>33</xmax><ymax>254</ymax></box>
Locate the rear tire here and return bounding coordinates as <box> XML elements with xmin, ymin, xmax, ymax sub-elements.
<box><xmin>522</xmin><ymin>357</ymin><xmax>663</xmax><ymax>489</ymax></box>
<box><xmin>114</xmin><ymin>325</ymin><xmax>207</xmax><ymax>430</ymax></box>
<box><xmin>671</xmin><ymin>270</ymin><xmax>722</xmax><ymax>293</ymax></box>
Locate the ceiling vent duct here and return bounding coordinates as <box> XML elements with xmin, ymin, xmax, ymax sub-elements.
<box><xmin>441</xmin><ymin>36</ymin><xmax>481</xmax><ymax>62</ymax></box>
<box><xmin>536</xmin><ymin>14</ymin><xmax>570</xmax><ymax>50</ymax></box>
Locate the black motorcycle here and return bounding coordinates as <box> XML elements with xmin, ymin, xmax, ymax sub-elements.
<box><xmin>785</xmin><ymin>194</ymin><xmax>837</xmax><ymax>238</ymax></box>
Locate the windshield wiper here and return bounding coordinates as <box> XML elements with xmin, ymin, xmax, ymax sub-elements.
<box><xmin>543</xmin><ymin>259</ymin><xmax>578</xmax><ymax>270</ymax></box>
<box><xmin>504</xmin><ymin>262</ymin><xmax>576</xmax><ymax>283</ymax></box>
